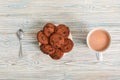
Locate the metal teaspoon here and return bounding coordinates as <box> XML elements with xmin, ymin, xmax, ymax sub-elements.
<box><xmin>17</xmin><ymin>29</ymin><xmax>24</xmax><ymax>58</ymax></box>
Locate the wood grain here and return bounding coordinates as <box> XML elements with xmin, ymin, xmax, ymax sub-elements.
<box><xmin>0</xmin><ymin>0</ymin><xmax>120</xmax><ymax>80</ymax></box>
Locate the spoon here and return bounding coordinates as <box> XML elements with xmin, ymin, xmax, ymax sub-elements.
<box><xmin>17</xmin><ymin>29</ymin><xmax>24</xmax><ymax>58</ymax></box>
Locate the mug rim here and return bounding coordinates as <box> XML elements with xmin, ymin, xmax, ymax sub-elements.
<box><xmin>86</xmin><ymin>28</ymin><xmax>111</xmax><ymax>52</ymax></box>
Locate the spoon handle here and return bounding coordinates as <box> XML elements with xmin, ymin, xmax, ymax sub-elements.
<box><xmin>19</xmin><ymin>40</ymin><xmax>23</xmax><ymax>58</ymax></box>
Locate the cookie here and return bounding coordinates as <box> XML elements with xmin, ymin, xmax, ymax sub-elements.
<box><xmin>40</xmin><ymin>44</ymin><xmax>55</xmax><ymax>55</ymax></box>
<box><xmin>50</xmin><ymin>33</ymin><xmax>64</xmax><ymax>48</ymax></box>
<box><xmin>49</xmin><ymin>48</ymin><xmax>64</xmax><ymax>60</ymax></box>
<box><xmin>61</xmin><ymin>38</ymin><xmax>74</xmax><ymax>52</ymax></box>
<box><xmin>56</xmin><ymin>24</ymin><xmax>70</xmax><ymax>38</ymax></box>
<box><xmin>37</xmin><ymin>31</ymin><xmax>48</xmax><ymax>44</ymax></box>
<box><xmin>43</xmin><ymin>23</ymin><xmax>56</xmax><ymax>37</ymax></box>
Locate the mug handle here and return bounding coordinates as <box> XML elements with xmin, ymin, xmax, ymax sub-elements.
<box><xmin>96</xmin><ymin>53</ymin><xmax>103</xmax><ymax>61</ymax></box>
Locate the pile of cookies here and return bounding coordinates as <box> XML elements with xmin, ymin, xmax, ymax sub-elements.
<box><xmin>37</xmin><ymin>23</ymin><xmax>74</xmax><ymax>60</ymax></box>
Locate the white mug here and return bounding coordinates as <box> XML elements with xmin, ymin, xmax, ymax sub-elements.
<box><xmin>86</xmin><ymin>28</ymin><xmax>111</xmax><ymax>61</ymax></box>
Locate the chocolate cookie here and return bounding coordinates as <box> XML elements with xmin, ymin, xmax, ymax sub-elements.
<box><xmin>43</xmin><ymin>23</ymin><xmax>56</xmax><ymax>37</ymax></box>
<box><xmin>49</xmin><ymin>49</ymin><xmax>64</xmax><ymax>60</ymax></box>
<box><xmin>56</xmin><ymin>24</ymin><xmax>70</xmax><ymax>38</ymax></box>
<box><xmin>40</xmin><ymin>44</ymin><xmax>55</xmax><ymax>55</ymax></box>
<box><xmin>61</xmin><ymin>38</ymin><xmax>74</xmax><ymax>52</ymax></box>
<box><xmin>50</xmin><ymin>33</ymin><xmax>64</xmax><ymax>48</ymax></box>
<box><xmin>37</xmin><ymin>31</ymin><xmax>48</xmax><ymax>44</ymax></box>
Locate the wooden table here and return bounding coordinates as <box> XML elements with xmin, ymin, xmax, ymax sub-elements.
<box><xmin>0</xmin><ymin>0</ymin><xmax>120</xmax><ymax>80</ymax></box>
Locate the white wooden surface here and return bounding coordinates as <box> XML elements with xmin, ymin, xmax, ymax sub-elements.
<box><xmin>0</xmin><ymin>0</ymin><xmax>120</xmax><ymax>80</ymax></box>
